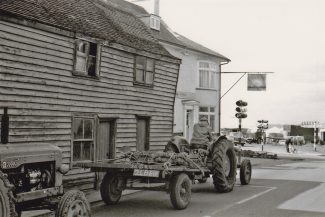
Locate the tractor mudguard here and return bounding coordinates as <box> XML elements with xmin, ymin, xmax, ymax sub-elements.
<box><xmin>209</xmin><ymin>135</ymin><xmax>228</xmax><ymax>153</ymax></box>
<box><xmin>165</xmin><ymin>136</ymin><xmax>190</xmax><ymax>153</ymax></box>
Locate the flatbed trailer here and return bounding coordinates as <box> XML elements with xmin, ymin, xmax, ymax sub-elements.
<box><xmin>76</xmin><ymin>152</ymin><xmax>211</xmax><ymax>210</ymax></box>
<box><xmin>76</xmin><ymin>147</ymin><xmax>252</xmax><ymax>210</ymax></box>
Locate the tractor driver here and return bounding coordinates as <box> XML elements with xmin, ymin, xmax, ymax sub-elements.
<box><xmin>190</xmin><ymin>116</ymin><xmax>213</xmax><ymax>149</ymax></box>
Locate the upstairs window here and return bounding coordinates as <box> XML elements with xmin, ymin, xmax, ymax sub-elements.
<box><xmin>134</xmin><ymin>56</ymin><xmax>155</xmax><ymax>86</ymax></box>
<box><xmin>198</xmin><ymin>62</ymin><xmax>218</xmax><ymax>89</ymax></box>
<box><xmin>74</xmin><ymin>40</ymin><xmax>100</xmax><ymax>77</ymax></box>
<box><xmin>150</xmin><ymin>15</ymin><xmax>161</xmax><ymax>31</ymax></box>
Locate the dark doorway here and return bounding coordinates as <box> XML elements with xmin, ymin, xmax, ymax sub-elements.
<box><xmin>136</xmin><ymin>116</ymin><xmax>150</xmax><ymax>151</ymax></box>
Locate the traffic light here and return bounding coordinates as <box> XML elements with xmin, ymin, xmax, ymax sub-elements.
<box><xmin>257</xmin><ymin>120</ymin><xmax>268</xmax><ymax>129</ymax></box>
<box><xmin>235</xmin><ymin>100</ymin><xmax>248</xmax><ymax>119</ymax></box>
<box><xmin>258</xmin><ymin>120</ymin><xmax>268</xmax><ymax>124</ymax></box>
<box><xmin>236</xmin><ymin>100</ymin><xmax>248</xmax><ymax>107</ymax></box>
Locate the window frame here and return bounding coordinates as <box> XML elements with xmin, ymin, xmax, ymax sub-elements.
<box><xmin>73</xmin><ymin>39</ymin><xmax>101</xmax><ymax>79</ymax></box>
<box><xmin>71</xmin><ymin>116</ymin><xmax>96</xmax><ymax>165</ymax></box>
<box><xmin>133</xmin><ymin>55</ymin><xmax>155</xmax><ymax>87</ymax></box>
<box><xmin>197</xmin><ymin>61</ymin><xmax>218</xmax><ymax>89</ymax></box>
<box><xmin>199</xmin><ymin>106</ymin><xmax>216</xmax><ymax>131</ymax></box>
<box><xmin>150</xmin><ymin>14</ymin><xmax>161</xmax><ymax>31</ymax></box>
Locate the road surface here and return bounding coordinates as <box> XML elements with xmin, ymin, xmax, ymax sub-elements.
<box><xmin>92</xmin><ymin>158</ymin><xmax>325</xmax><ymax>217</ymax></box>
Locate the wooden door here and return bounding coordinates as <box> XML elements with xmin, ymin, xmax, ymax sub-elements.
<box><xmin>96</xmin><ymin>119</ymin><xmax>115</xmax><ymax>188</ymax></box>
<box><xmin>98</xmin><ymin>121</ymin><xmax>111</xmax><ymax>160</ymax></box>
<box><xmin>136</xmin><ymin>117</ymin><xmax>149</xmax><ymax>151</ymax></box>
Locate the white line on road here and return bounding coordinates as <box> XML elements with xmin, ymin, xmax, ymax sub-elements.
<box><xmin>236</xmin><ymin>187</ymin><xmax>277</xmax><ymax>205</ymax></box>
<box><xmin>205</xmin><ymin>185</ymin><xmax>277</xmax><ymax>217</ymax></box>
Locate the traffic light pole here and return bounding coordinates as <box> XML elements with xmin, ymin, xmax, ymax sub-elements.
<box><xmin>261</xmin><ymin>132</ymin><xmax>264</xmax><ymax>151</ymax></box>
<box><xmin>314</xmin><ymin>122</ymin><xmax>317</xmax><ymax>152</ymax></box>
<box><xmin>238</xmin><ymin>118</ymin><xmax>242</xmax><ymax>145</ymax></box>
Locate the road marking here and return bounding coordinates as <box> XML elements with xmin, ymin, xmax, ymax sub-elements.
<box><xmin>206</xmin><ymin>185</ymin><xmax>277</xmax><ymax>217</ymax></box>
<box><xmin>236</xmin><ymin>187</ymin><xmax>277</xmax><ymax>204</ymax></box>
<box><xmin>278</xmin><ymin>183</ymin><xmax>325</xmax><ymax>213</ymax></box>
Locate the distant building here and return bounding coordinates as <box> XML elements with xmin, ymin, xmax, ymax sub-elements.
<box><xmin>285</xmin><ymin>125</ymin><xmax>319</xmax><ymax>143</ymax></box>
<box><xmin>319</xmin><ymin>129</ymin><xmax>325</xmax><ymax>143</ymax></box>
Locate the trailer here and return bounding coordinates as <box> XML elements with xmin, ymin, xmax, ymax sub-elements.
<box><xmin>76</xmin><ymin>137</ymin><xmax>252</xmax><ymax>210</ymax></box>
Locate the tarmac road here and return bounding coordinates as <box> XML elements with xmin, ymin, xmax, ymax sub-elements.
<box><xmin>92</xmin><ymin>158</ymin><xmax>325</xmax><ymax>217</ymax></box>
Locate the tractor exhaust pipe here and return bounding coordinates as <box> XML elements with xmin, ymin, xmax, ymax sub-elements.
<box><xmin>1</xmin><ymin>107</ymin><xmax>9</xmax><ymax>144</ymax></box>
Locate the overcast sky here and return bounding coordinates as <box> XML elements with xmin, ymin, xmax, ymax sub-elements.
<box><xmin>131</xmin><ymin>0</ymin><xmax>325</xmax><ymax>129</ymax></box>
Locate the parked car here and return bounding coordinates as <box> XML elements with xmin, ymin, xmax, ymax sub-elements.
<box><xmin>246</xmin><ymin>137</ymin><xmax>258</xmax><ymax>144</ymax></box>
<box><xmin>228</xmin><ymin>132</ymin><xmax>245</xmax><ymax>146</ymax></box>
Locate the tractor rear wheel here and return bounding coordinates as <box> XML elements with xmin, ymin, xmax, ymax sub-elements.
<box><xmin>0</xmin><ymin>172</ymin><xmax>16</xmax><ymax>217</ymax></box>
<box><xmin>211</xmin><ymin>139</ymin><xmax>237</xmax><ymax>193</ymax></box>
<box><xmin>100</xmin><ymin>173</ymin><xmax>124</xmax><ymax>205</ymax></box>
<box><xmin>170</xmin><ymin>173</ymin><xmax>191</xmax><ymax>210</ymax></box>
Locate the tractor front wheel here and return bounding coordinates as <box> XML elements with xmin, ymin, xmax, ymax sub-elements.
<box><xmin>240</xmin><ymin>159</ymin><xmax>252</xmax><ymax>185</ymax></box>
<box><xmin>56</xmin><ymin>190</ymin><xmax>91</xmax><ymax>217</ymax></box>
<box><xmin>0</xmin><ymin>172</ymin><xmax>16</xmax><ymax>217</ymax></box>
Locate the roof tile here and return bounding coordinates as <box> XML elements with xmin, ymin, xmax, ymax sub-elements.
<box><xmin>0</xmin><ymin>0</ymin><xmax>173</xmax><ymax>57</ymax></box>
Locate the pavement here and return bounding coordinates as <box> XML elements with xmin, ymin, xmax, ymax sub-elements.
<box><xmin>22</xmin><ymin>190</ymin><xmax>139</xmax><ymax>217</ymax></box>
<box><xmin>241</xmin><ymin>143</ymin><xmax>325</xmax><ymax>160</ymax></box>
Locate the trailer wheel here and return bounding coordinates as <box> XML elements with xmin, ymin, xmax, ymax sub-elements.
<box><xmin>211</xmin><ymin>139</ymin><xmax>237</xmax><ymax>193</ymax></box>
<box><xmin>170</xmin><ymin>173</ymin><xmax>191</xmax><ymax>210</ymax></box>
<box><xmin>240</xmin><ymin>159</ymin><xmax>252</xmax><ymax>185</ymax></box>
<box><xmin>100</xmin><ymin>173</ymin><xmax>123</xmax><ymax>205</ymax></box>
<box><xmin>0</xmin><ymin>172</ymin><xmax>16</xmax><ymax>217</ymax></box>
<box><xmin>56</xmin><ymin>190</ymin><xmax>91</xmax><ymax>217</ymax></box>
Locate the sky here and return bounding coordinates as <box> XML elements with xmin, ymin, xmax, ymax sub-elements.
<box><xmin>130</xmin><ymin>0</ymin><xmax>325</xmax><ymax>129</ymax></box>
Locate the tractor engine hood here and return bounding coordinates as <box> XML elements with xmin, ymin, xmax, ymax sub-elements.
<box><xmin>0</xmin><ymin>143</ymin><xmax>63</xmax><ymax>170</ymax></box>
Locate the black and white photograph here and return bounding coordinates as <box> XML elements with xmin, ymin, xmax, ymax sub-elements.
<box><xmin>0</xmin><ymin>0</ymin><xmax>325</xmax><ymax>216</ymax></box>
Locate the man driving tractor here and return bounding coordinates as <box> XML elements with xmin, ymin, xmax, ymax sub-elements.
<box><xmin>190</xmin><ymin>116</ymin><xmax>213</xmax><ymax>149</ymax></box>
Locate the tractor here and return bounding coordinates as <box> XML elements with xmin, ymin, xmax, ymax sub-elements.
<box><xmin>0</xmin><ymin>107</ymin><xmax>91</xmax><ymax>217</ymax></box>
<box><xmin>164</xmin><ymin>135</ymin><xmax>252</xmax><ymax>192</ymax></box>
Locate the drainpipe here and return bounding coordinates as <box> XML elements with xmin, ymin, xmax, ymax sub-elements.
<box><xmin>218</xmin><ymin>60</ymin><xmax>230</xmax><ymax>135</ymax></box>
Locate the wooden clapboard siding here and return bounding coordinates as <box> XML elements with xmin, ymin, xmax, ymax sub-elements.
<box><xmin>0</xmin><ymin>19</ymin><xmax>179</xmax><ymax>191</ymax></box>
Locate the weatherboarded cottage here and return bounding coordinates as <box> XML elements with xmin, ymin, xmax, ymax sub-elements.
<box><xmin>0</xmin><ymin>0</ymin><xmax>180</xmax><ymax>190</ymax></box>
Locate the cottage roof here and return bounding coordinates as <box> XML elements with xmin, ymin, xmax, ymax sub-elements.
<box><xmin>106</xmin><ymin>0</ymin><xmax>230</xmax><ymax>61</ymax></box>
<box><xmin>0</xmin><ymin>0</ymin><xmax>174</xmax><ymax>58</ymax></box>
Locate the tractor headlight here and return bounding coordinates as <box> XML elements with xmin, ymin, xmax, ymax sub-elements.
<box><xmin>58</xmin><ymin>164</ymin><xmax>69</xmax><ymax>174</ymax></box>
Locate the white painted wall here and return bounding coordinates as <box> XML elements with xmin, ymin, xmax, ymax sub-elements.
<box><xmin>161</xmin><ymin>42</ymin><xmax>222</xmax><ymax>137</ymax></box>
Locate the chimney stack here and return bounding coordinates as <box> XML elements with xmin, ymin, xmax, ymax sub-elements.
<box><xmin>154</xmin><ymin>0</ymin><xmax>159</xmax><ymax>16</ymax></box>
